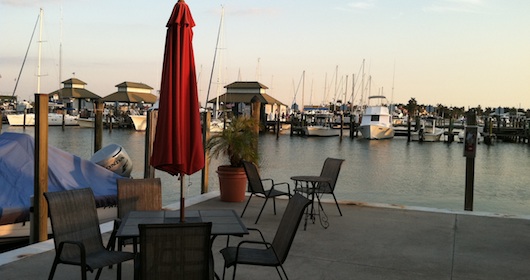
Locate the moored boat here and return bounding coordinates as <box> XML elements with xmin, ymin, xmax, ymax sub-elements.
<box><xmin>7</xmin><ymin>112</ymin><xmax>78</xmax><ymax>126</ymax></box>
<box><xmin>303</xmin><ymin>111</ymin><xmax>340</xmax><ymax>137</ymax></box>
<box><xmin>411</xmin><ymin>117</ymin><xmax>444</xmax><ymax>142</ymax></box>
<box><xmin>358</xmin><ymin>95</ymin><xmax>394</xmax><ymax>140</ymax></box>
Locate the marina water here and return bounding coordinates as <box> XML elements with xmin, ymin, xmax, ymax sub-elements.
<box><xmin>4</xmin><ymin>124</ymin><xmax>530</xmax><ymax>216</ymax></box>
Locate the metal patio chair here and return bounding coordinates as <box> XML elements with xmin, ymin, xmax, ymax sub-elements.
<box><xmin>241</xmin><ymin>160</ymin><xmax>292</xmax><ymax>224</ymax></box>
<box><xmin>44</xmin><ymin>188</ymin><xmax>135</xmax><ymax>280</ymax></box>
<box><xmin>137</xmin><ymin>222</ymin><xmax>213</xmax><ymax>280</ymax></box>
<box><xmin>295</xmin><ymin>157</ymin><xmax>345</xmax><ymax>216</ymax></box>
<box><xmin>107</xmin><ymin>178</ymin><xmax>162</xmax><ymax>253</ymax></box>
<box><xmin>221</xmin><ymin>193</ymin><xmax>311</xmax><ymax>280</ymax></box>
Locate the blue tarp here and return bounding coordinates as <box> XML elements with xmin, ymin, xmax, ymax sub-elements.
<box><xmin>0</xmin><ymin>132</ymin><xmax>124</xmax><ymax>225</ymax></box>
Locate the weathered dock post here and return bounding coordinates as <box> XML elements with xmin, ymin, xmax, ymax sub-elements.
<box><xmin>201</xmin><ymin>111</ymin><xmax>210</xmax><ymax>194</ymax></box>
<box><xmin>406</xmin><ymin>114</ymin><xmax>412</xmax><ymax>142</ymax></box>
<box><xmin>94</xmin><ymin>100</ymin><xmax>104</xmax><ymax>153</ymax></box>
<box><xmin>464</xmin><ymin>110</ymin><xmax>478</xmax><ymax>211</ymax></box>
<box><xmin>32</xmin><ymin>93</ymin><xmax>49</xmax><ymax>243</ymax></box>
<box><xmin>340</xmin><ymin>113</ymin><xmax>344</xmax><ymax>139</ymax></box>
<box><xmin>447</xmin><ymin>117</ymin><xmax>454</xmax><ymax>143</ymax></box>
<box><xmin>276</xmin><ymin>113</ymin><xmax>280</xmax><ymax>139</ymax></box>
<box><xmin>349</xmin><ymin>114</ymin><xmax>354</xmax><ymax>139</ymax></box>
<box><xmin>144</xmin><ymin>109</ymin><xmax>157</xmax><ymax>179</ymax></box>
<box><xmin>251</xmin><ymin>96</ymin><xmax>261</xmax><ymax>153</ymax></box>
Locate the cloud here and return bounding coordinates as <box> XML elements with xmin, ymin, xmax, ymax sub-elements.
<box><xmin>424</xmin><ymin>0</ymin><xmax>484</xmax><ymax>14</ymax></box>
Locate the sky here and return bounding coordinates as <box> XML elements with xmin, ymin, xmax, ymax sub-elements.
<box><xmin>1</xmin><ymin>0</ymin><xmax>530</xmax><ymax>110</ymax></box>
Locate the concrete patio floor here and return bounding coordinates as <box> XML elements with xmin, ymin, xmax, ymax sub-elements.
<box><xmin>2</xmin><ymin>192</ymin><xmax>530</xmax><ymax>280</ymax></box>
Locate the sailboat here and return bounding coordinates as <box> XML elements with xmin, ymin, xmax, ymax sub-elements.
<box><xmin>7</xmin><ymin>9</ymin><xmax>78</xmax><ymax>127</ymax></box>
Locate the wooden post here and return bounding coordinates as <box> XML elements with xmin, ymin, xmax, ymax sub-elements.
<box><xmin>94</xmin><ymin>100</ymin><xmax>104</xmax><ymax>153</ymax></box>
<box><xmin>276</xmin><ymin>113</ymin><xmax>280</xmax><ymax>139</ymax></box>
<box><xmin>448</xmin><ymin>117</ymin><xmax>454</xmax><ymax>143</ymax></box>
<box><xmin>464</xmin><ymin>110</ymin><xmax>477</xmax><ymax>211</ymax></box>
<box><xmin>32</xmin><ymin>93</ymin><xmax>49</xmax><ymax>243</ymax></box>
<box><xmin>340</xmin><ymin>113</ymin><xmax>344</xmax><ymax>139</ymax></box>
<box><xmin>61</xmin><ymin>108</ymin><xmax>66</xmax><ymax>131</ymax></box>
<box><xmin>251</xmin><ymin>97</ymin><xmax>261</xmax><ymax>151</ymax></box>
<box><xmin>144</xmin><ymin>109</ymin><xmax>157</xmax><ymax>178</ymax></box>
<box><xmin>407</xmin><ymin>114</ymin><xmax>412</xmax><ymax>142</ymax></box>
<box><xmin>201</xmin><ymin>111</ymin><xmax>211</xmax><ymax>194</ymax></box>
<box><xmin>23</xmin><ymin>108</ymin><xmax>27</xmax><ymax>130</ymax></box>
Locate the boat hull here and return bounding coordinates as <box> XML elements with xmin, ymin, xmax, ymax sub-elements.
<box><xmin>7</xmin><ymin>113</ymin><xmax>78</xmax><ymax>126</ymax></box>
<box><xmin>77</xmin><ymin>118</ymin><xmax>95</xmax><ymax>128</ymax></box>
<box><xmin>129</xmin><ymin>115</ymin><xmax>147</xmax><ymax>131</ymax></box>
<box><xmin>411</xmin><ymin>129</ymin><xmax>444</xmax><ymax>142</ymax></box>
<box><xmin>359</xmin><ymin>125</ymin><xmax>395</xmax><ymax>140</ymax></box>
<box><xmin>304</xmin><ymin>126</ymin><xmax>340</xmax><ymax>137</ymax></box>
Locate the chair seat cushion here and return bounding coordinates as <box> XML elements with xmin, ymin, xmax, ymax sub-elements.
<box><xmin>61</xmin><ymin>250</ymin><xmax>135</xmax><ymax>271</ymax></box>
<box><xmin>295</xmin><ymin>185</ymin><xmax>331</xmax><ymax>194</ymax></box>
<box><xmin>265</xmin><ymin>189</ymin><xmax>290</xmax><ymax>197</ymax></box>
<box><xmin>221</xmin><ymin>247</ymin><xmax>280</xmax><ymax>267</ymax></box>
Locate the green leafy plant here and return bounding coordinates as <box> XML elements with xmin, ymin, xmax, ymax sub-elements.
<box><xmin>206</xmin><ymin>115</ymin><xmax>259</xmax><ymax>167</ymax></box>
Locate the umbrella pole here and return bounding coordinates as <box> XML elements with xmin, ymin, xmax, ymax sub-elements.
<box><xmin>180</xmin><ymin>173</ymin><xmax>185</xmax><ymax>222</ymax></box>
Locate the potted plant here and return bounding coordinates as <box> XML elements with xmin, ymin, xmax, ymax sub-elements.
<box><xmin>206</xmin><ymin>115</ymin><xmax>259</xmax><ymax>202</ymax></box>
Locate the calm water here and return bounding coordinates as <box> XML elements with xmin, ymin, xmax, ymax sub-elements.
<box><xmin>4</xmin><ymin>124</ymin><xmax>530</xmax><ymax>216</ymax></box>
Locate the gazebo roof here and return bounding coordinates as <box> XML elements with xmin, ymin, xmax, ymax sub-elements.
<box><xmin>101</xmin><ymin>91</ymin><xmax>157</xmax><ymax>103</ymax></box>
<box><xmin>102</xmin><ymin>81</ymin><xmax>157</xmax><ymax>103</ymax></box>
<box><xmin>224</xmin><ymin>81</ymin><xmax>269</xmax><ymax>89</ymax></box>
<box><xmin>208</xmin><ymin>92</ymin><xmax>267</xmax><ymax>104</ymax></box>
<box><xmin>48</xmin><ymin>78</ymin><xmax>101</xmax><ymax>99</ymax></box>
<box><xmin>48</xmin><ymin>88</ymin><xmax>101</xmax><ymax>99</ymax></box>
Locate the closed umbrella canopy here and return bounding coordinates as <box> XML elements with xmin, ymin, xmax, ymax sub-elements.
<box><xmin>151</xmin><ymin>0</ymin><xmax>204</xmax><ymax>219</ymax></box>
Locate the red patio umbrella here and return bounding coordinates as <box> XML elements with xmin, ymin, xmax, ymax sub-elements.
<box><xmin>151</xmin><ymin>0</ymin><xmax>204</xmax><ymax>221</ymax></box>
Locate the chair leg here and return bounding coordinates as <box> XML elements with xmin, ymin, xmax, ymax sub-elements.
<box><xmin>95</xmin><ymin>268</ymin><xmax>103</xmax><ymax>280</ymax></box>
<box><xmin>255</xmin><ymin>196</ymin><xmax>269</xmax><ymax>224</ymax></box>
<box><xmin>279</xmin><ymin>264</ymin><xmax>289</xmax><ymax>280</ymax></box>
<box><xmin>240</xmin><ymin>194</ymin><xmax>253</xmax><ymax>218</ymax></box>
<box><xmin>48</xmin><ymin>259</ymin><xmax>59</xmax><ymax>280</ymax></box>
<box><xmin>332</xmin><ymin>193</ymin><xmax>343</xmax><ymax>216</ymax></box>
<box><xmin>232</xmin><ymin>264</ymin><xmax>238</xmax><ymax>280</ymax></box>
<box><xmin>81</xmin><ymin>266</ymin><xmax>87</xmax><ymax>280</ymax></box>
<box><xmin>272</xmin><ymin>197</ymin><xmax>277</xmax><ymax>215</ymax></box>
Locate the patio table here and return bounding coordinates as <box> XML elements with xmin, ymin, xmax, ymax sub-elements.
<box><xmin>117</xmin><ymin>209</ymin><xmax>248</xmax><ymax>279</ymax></box>
<box><xmin>117</xmin><ymin>209</ymin><xmax>248</xmax><ymax>241</ymax></box>
<box><xmin>291</xmin><ymin>175</ymin><xmax>331</xmax><ymax>230</ymax></box>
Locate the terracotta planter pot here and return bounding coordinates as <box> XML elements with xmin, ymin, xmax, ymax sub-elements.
<box><xmin>217</xmin><ymin>165</ymin><xmax>247</xmax><ymax>202</ymax></box>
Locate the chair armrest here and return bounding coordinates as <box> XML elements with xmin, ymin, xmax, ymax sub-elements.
<box><xmin>57</xmin><ymin>240</ymin><xmax>87</xmax><ymax>264</ymax></box>
<box><xmin>272</xmin><ymin>182</ymin><xmax>291</xmax><ymax>195</ymax></box>
<box><xmin>246</xmin><ymin>227</ymin><xmax>267</xmax><ymax>243</ymax></box>
<box><xmin>236</xmin><ymin>240</ymin><xmax>273</xmax><ymax>250</ymax></box>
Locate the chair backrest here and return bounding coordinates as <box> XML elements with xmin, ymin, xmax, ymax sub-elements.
<box><xmin>242</xmin><ymin>161</ymin><xmax>266</xmax><ymax>194</ymax></box>
<box><xmin>317</xmin><ymin>158</ymin><xmax>345</xmax><ymax>193</ymax></box>
<box><xmin>271</xmin><ymin>193</ymin><xmax>311</xmax><ymax>264</ymax></box>
<box><xmin>139</xmin><ymin>222</ymin><xmax>213</xmax><ymax>280</ymax></box>
<box><xmin>117</xmin><ymin>178</ymin><xmax>162</xmax><ymax>219</ymax></box>
<box><xmin>44</xmin><ymin>188</ymin><xmax>105</xmax><ymax>259</ymax></box>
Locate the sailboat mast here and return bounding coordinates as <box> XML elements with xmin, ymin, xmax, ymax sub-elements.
<box><xmin>301</xmin><ymin>70</ymin><xmax>305</xmax><ymax>113</ymax></box>
<box><xmin>59</xmin><ymin>7</ymin><xmax>63</xmax><ymax>100</ymax></box>
<box><xmin>206</xmin><ymin>5</ymin><xmax>224</xmax><ymax>116</ymax></box>
<box><xmin>37</xmin><ymin>8</ymin><xmax>44</xmax><ymax>94</ymax></box>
